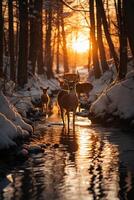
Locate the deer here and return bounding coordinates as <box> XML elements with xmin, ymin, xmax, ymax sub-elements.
<box><xmin>57</xmin><ymin>79</ymin><xmax>79</xmax><ymax>132</ymax></box>
<box><xmin>63</xmin><ymin>71</ymin><xmax>80</xmax><ymax>82</ymax></box>
<box><xmin>40</xmin><ymin>87</ymin><xmax>50</xmax><ymax>114</ymax></box>
<box><xmin>59</xmin><ymin>79</ymin><xmax>68</xmax><ymax>91</ymax></box>
<box><xmin>76</xmin><ymin>82</ymin><xmax>93</xmax><ymax>111</ymax></box>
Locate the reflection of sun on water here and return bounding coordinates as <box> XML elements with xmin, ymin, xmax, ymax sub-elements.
<box><xmin>78</xmin><ymin>128</ymin><xmax>90</xmax><ymax>158</ymax></box>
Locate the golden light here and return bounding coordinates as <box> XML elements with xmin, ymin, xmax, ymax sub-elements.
<box><xmin>72</xmin><ymin>35</ymin><xmax>90</xmax><ymax>53</ymax></box>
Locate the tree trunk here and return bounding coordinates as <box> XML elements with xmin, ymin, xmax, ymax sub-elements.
<box><xmin>8</xmin><ymin>0</ymin><xmax>16</xmax><ymax>82</ymax></box>
<box><xmin>29</xmin><ymin>0</ymin><xmax>38</xmax><ymax>74</ymax></box>
<box><xmin>56</xmin><ymin>0</ymin><xmax>60</xmax><ymax>74</ymax></box>
<box><xmin>45</xmin><ymin>4</ymin><xmax>54</xmax><ymax>79</ymax></box>
<box><xmin>17</xmin><ymin>0</ymin><xmax>28</xmax><ymax>87</ymax></box>
<box><xmin>37</xmin><ymin>0</ymin><xmax>44</xmax><ymax>74</ymax></box>
<box><xmin>60</xmin><ymin>3</ymin><xmax>69</xmax><ymax>73</ymax></box>
<box><xmin>89</xmin><ymin>0</ymin><xmax>101</xmax><ymax>78</ymax></box>
<box><xmin>96</xmin><ymin>0</ymin><xmax>109</xmax><ymax>73</ymax></box>
<box><xmin>118</xmin><ymin>0</ymin><xmax>127</xmax><ymax>79</ymax></box>
<box><xmin>124</xmin><ymin>0</ymin><xmax>134</xmax><ymax>57</ymax></box>
<box><xmin>0</xmin><ymin>0</ymin><xmax>3</xmax><ymax>78</ymax></box>
<box><xmin>98</xmin><ymin>0</ymin><xmax>119</xmax><ymax>70</ymax></box>
<box><xmin>61</xmin><ymin>18</ymin><xmax>69</xmax><ymax>73</ymax></box>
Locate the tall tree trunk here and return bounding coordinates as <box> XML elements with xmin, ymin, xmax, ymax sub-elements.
<box><xmin>98</xmin><ymin>0</ymin><xmax>119</xmax><ymax>70</ymax></box>
<box><xmin>37</xmin><ymin>0</ymin><xmax>44</xmax><ymax>74</ymax></box>
<box><xmin>89</xmin><ymin>0</ymin><xmax>101</xmax><ymax>78</ymax></box>
<box><xmin>118</xmin><ymin>0</ymin><xmax>127</xmax><ymax>79</ymax></box>
<box><xmin>124</xmin><ymin>0</ymin><xmax>134</xmax><ymax>57</ymax></box>
<box><xmin>29</xmin><ymin>0</ymin><xmax>38</xmax><ymax>74</ymax></box>
<box><xmin>45</xmin><ymin>4</ymin><xmax>54</xmax><ymax>79</ymax></box>
<box><xmin>60</xmin><ymin>3</ymin><xmax>69</xmax><ymax>73</ymax></box>
<box><xmin>8</xmin><ymin>0</ymin><xmax>16</xmax><ymax>82</ymax></box>
<box><xmin>96</xmin><ymin>0</ymin><xmax>109</xmax><ymax>73</ymax></box>
<box><xmin>56</xmin><ymin>0</ymin><xmax>60</xmax><ymax>74</ymax></box>
<box><xmin>0</xmin><ymin>0</ymin><xmax>3</xmax><ymax>78</ymax></box>
<box><xmin>17</xmin><ymin>0</ymin><xmax>28</xmax><ymax>87</ymax></box>
<box><xmin>61</xmin><ymin>18</ymin><xmax>69</xmax><ymax>73</ymax></box>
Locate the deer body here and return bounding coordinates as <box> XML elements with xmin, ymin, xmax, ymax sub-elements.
<box><xmin>76</xmin><ymin>82</ymin><xmax>93</xmax><ymax>99</ymax></box>
<box><xmin>40</xmin><ymin>87</ymin><xmax>49</xmax><ymax>113</ymax></box>
<box><xmin>76</xmin><ymin>82</ymin><xmax>93</xmax><ymax>111</ymax></box>
<box><xmin>58</xmin><ymin>81</ymin><xmax>78</xmax><ymax>131</ymax></box>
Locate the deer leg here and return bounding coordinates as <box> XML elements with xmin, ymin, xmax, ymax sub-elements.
<box><xmin>60</xmin><ymin>108</ymin><xmax>65</xmax><ymax>126</ymax></box>
<box><xmin>67</xmin><ymin>111</ymin><xmax>70</xmax><ymax>133</ymax></box>
<box><xmin>41</xmin><ymin>103</ymin><xmax>44</xmax><ymax>113</ymax></box>
<box><xmin>46</xmin><ymin>103</ymin><xmax>48</xmax><ymax>114</ymax></box>
<box><xmin>73</xmin><ymin>111</ymin><xmax>76</xmax><ymax>131</ymax></box>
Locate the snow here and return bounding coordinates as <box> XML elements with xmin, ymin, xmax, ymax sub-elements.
<box><xmin>1</xmin><ymin>61</ymin><xmax>134</xmax><ymax>150</ymax></box>
<box><xmin>0</xmin><ymin>73</ymin><xmax>60</xmax><ymax>150</ymax></box>
<box><xmin>90</xmin><ymin>69</ymin><xmax>134</xmax><ymax>121</ymax></box>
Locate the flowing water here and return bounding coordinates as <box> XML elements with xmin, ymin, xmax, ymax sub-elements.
<box><xmin>1</xmin><ymin>109</ymin><xmax>134</xmax><ymax>200</ymax></box>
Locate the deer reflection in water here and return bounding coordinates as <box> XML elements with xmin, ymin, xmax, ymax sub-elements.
<box><xmin>60</xmin><ymin>127</ymin><xmax>78</xmax><ymax>164</ymax></box>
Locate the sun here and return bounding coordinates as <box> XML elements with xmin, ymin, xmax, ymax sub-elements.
<box><xmin>72</xmin><ymin>36</ymin><xmax>90</xmax><ymax>53</ymax></box>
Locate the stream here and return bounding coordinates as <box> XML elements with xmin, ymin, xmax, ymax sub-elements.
<box><xmin>0</xmin><ymin>108</ymin><xmax>134</xmax><ymax>200</ymax></box>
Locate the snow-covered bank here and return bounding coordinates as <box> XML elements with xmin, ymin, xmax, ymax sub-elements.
<box><xmin>0</xmin><ymin>74</ymin><xmax>60</xmax><ymax>150</ymax></box>
<box><xmin>89</xmin><ymin>66</ymin><xmax>134</xmax><ymax>127</ymax></box>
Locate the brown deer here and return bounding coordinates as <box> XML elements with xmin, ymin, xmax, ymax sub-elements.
<box><xmin>76</xmin><ymin>82</ymin><xmax>93</xmax><ymax>111</ymax></box>
<box><xmin>63</xmin><ymin>71</ymin><xmax>80</xmax><ymax>82</ymax></box>
<box><xmin>59</xmin><ymin>79</ymin><xmax>68</xmax><ymax>91</ymax></box>
<box><xmin>57</xmin><ymin>80</ymin><xmax>78</xmax><ymax>132</ymax></box>
<box><xmin>76</xmin><ymin>82</ymin><xmax>93</xmax><ymax>99</ymax></box>
<box><xmin>40</xmin><ymin>87</ymin><xmax>50</xmax><ymax>113</ymax></box>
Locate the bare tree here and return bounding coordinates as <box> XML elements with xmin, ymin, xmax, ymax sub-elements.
<box><xmin>124</xmin><ymin>0</ymin><xmax>134</xmax><ymax>57</ymax></box>
<box><xmin>37</xmin><ymin>0</ymin><xmax>44</xmax><ymax>74</ymax></box>
<box><xmin>96</xmin><ymin>0</ymin><xmax>109</xmax><ymax>73</ymax></box>
<box><xmin>118</xmin><ymin>0</ymin><xmax>127</xmax><ymax>79</ymax></box>
<box><xmin>98</xmin><ymin>0</ymin><xmax>119</xmax><ymax>70</ymax></box>
<box><xmin>45</xmin><ymin>2</ymin><xmax>54</xmax><ymax>78</ymax></box>
<box><xmin>60</xmin><ymin>3</ymin><xmax>69</xmax><ymax>73</ymax></box>
<box><xmin>0</xmin><ymin>0</ymin><xmax>3</xmax><ymax>78</ymax></box>
<box><xmin>89</xmin><ymin>0</ymin><xmax>101</xmax><ymax>78</ymax></box>
<box><xmin>17</xmin><ymin>0</ymin><xmax>28</xmax><ymax>87</ymax></box>
<box><xmin>8</xmin><ymin>0</ymin><xmax>15</xmax><ymax>82</ymax></box>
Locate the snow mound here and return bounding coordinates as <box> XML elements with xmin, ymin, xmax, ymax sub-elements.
<box><xmin>0</xmin><ymin>91</ymin><xmax>33</xmax><ymax>133</ymax></box>
<box><xmin>90</xmin><ymin>72</ymin><xmax>134</xmax><ymax>120</ymax></box>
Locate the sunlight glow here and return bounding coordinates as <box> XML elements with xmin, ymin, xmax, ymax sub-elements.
<box><xmin>72</xmin><ymin>36</ymin><xmax>90</xmax><ymax>53</ymax></box>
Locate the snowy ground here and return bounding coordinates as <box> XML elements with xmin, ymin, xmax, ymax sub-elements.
<box><xmin>0</xmin><ymin>74</ymin><xmax>60</xmax><ymax>150</ymax></box>
<box><xmin>88</xmin><ymin>60</ymin><xmax>134</xmax><ymax>126</ymax></box>
<box><xmin>0</xmin><ymin>59</ymin><xmax>134</xmax><ymax>150</ymax></box>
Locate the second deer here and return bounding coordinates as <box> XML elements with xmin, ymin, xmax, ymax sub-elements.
<box><xmin>40</xmin><ymin>87</ymin><xmax>50</xmax><ymax>114</ymax></box>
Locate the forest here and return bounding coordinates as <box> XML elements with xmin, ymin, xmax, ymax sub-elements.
<box><xmin>0</xmin><ymin>0</ymin><xmax>134</xmax><ymax>86</ymax></box>
<box><xmin>0</xmin><ymin>0</ymin><xmax>134</xmax><ymax>199</ymax></box>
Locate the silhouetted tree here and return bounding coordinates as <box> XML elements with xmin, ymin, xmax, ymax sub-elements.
<box><xmin>8</xmin><ymin>0</ymin><xmax>15</xmax><ymax>82</ymax></box>
<box><xmin>89</xmin><ymin>0</ymin><xmax>101</xmax><ymax>78</ymax></box>
<box><xmin>124</xmin><ymin>0</ymin><xmax>134</xmax><ymax>57</ymax></box>
<box><xmin>17</xmin><ymin>0</ymin><xmax>28</xmax><ymax>87</ymax></box>
<box><xmin>61</xmin><ymin>3</ymin><xmax>69</xmax><ymax>73</ymax></box>
<box><xmin>37</xmin><ymin>0</ymin><xmax>44</xmax><ymax>74</ymax></box>
<box><xmin>56</xmin><ymin>0</ymin><xmax>60</xmax><ymax>74</ymax></box>
<box><xmin>45</xmin><ymin>1</ymin><xmax>54</xmax><ymax>78</ymax></box>
<box><xmin>0</xmin><ymin>0</ymin><xmax>3</xmax><ymax>78</ymax></box>
<box><xmin>118</xmin><ymin>0</ymin><xmax>127</xmax><ymax>79</ymax></box>
<box><xmin>96</xmin><ymin>0</ymin><xmax>109</xmax><ymax>73</ymax></box>
<box><xmin>98</xmin><ymin>0</ymin><xmax>119</xmax><ymax>70</ymax></box>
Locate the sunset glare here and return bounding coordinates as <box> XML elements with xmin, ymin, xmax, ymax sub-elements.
<box><xmin>72</xmin><ymin>37</ymin><xmax>89</xmax><ymax>53</ymax></box>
